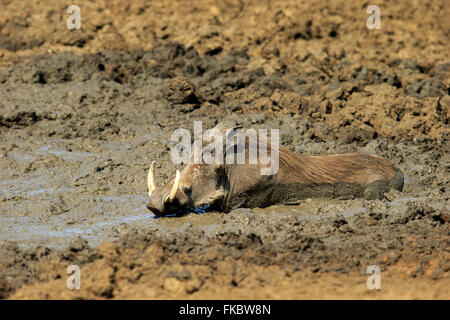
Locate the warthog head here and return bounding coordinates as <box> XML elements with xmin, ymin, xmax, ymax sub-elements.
<box><xmin>146</xmin><ymin>161</ymin><xmax>227</xmax><ymax>216</ymax></box>
<box><xmin>145</xmin><ymin>125</ymin><xmax>276</xmax><ymax>216</ymax></box>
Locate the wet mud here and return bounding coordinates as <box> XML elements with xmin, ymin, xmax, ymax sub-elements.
<box><xmin>0</xmin><ymin>0</ymin><xmax>449</xmax><ymax>299</ymax></box>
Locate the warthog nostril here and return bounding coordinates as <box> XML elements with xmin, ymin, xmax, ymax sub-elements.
<box><xmin>146</xmin><ymin>203</ymin><xmax>163</xmax><ymax>216</ymax></box>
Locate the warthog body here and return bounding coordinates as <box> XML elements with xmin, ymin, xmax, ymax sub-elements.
<box><xmin>146</xmin><ymin>127</ymin><xmax>403</xmax><ymax>216</ymax></box>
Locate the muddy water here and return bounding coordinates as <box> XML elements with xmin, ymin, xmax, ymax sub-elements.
<box><xmin>0</xmin><ymin>136</ymin><xmax>428</xmax><ymax>249</ymax></box>
<box><xmin>0</xmin><ymin>136</ymin><xmax>226</xmax><ymax>248</ymax></box>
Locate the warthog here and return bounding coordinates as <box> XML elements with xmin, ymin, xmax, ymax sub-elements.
<box><xmin>146</xmin><ymin>126</ymin><xmax>403</xmax><ymax>216</ymax></box>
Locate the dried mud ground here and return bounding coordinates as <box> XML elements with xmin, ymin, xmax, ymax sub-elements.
<box><xmin>0</xmin><ymin>0</ymin><xmax>449</xmax><ymax>299</ymax></box>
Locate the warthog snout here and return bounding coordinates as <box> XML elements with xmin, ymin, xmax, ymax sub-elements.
<box><xmin>146</xmin><ymin>161</ymin><xmax>183</xmax><ymax>216</ymax></box>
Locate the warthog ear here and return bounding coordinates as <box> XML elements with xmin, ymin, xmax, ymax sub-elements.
<box><xmin>225</xmin><ymin>125</ymin><xmax>243</xmax><ymax>137</ymax></box>
<box><xmin>213</xmin><ymin>121</ymin><xmax>242</xmax><ymax>135</ymax></box>
<box><xmin>201</xmin><ymin>124</ymin><xmax>243</xmax><ymax>163</ymax></box>
<box><xmin>221</xmin><ymin>125</ymin><xmax>243</xmax><ymax>148</ymax></box>
<box><xmin>202</xmin><ymin>122</ymin><xmax>243</xmax><ymax>144</ymax></box>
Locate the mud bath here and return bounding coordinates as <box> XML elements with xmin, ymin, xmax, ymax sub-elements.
<box><xmin>0</xmin><ymin>0</ymin><xmax>449</xmax><ymax>299</ymax></box>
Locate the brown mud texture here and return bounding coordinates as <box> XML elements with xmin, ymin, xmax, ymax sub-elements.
<box><xmin>0</xmin><ymin>0</ymin><xmax>449</xmax><ymax>299</ymax></box>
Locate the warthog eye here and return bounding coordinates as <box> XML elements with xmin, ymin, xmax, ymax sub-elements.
<box><xmin>183</xmin><ymin>186</ymin><xmax>192</xmax><ymax>195</ymax></box>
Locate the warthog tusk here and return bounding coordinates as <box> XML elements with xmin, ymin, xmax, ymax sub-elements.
<box><xmin>167</xmin><ymin>170</ymin><xmax>180</xmax><ymax>202</ymax></box>
<box><xmin>148</xmin><ymin>161</ymin><xmax>157</xmax><ymax>197</ymax></box>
